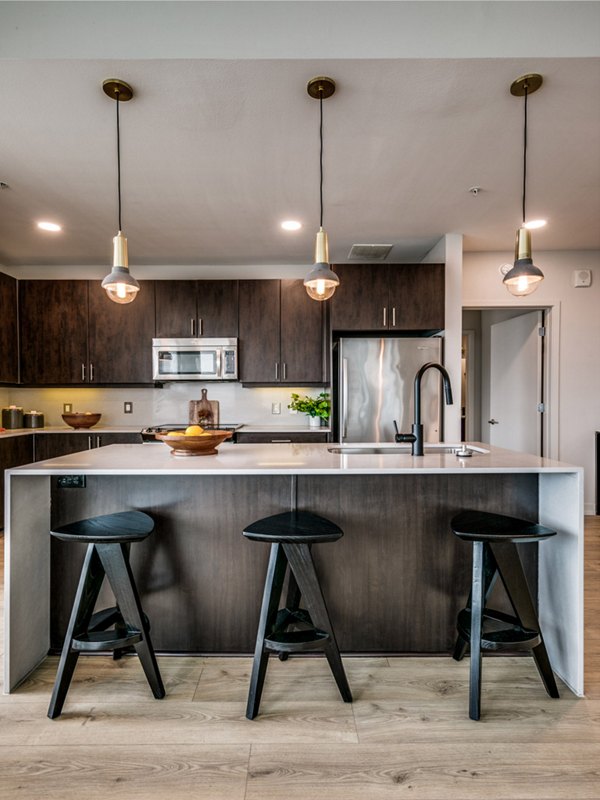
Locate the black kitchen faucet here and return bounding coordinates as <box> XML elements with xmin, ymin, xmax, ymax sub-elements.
<box><xmin>394</xmin><ymin>362</ymin><xmax>453</xmax><ymax>456</ymax></box>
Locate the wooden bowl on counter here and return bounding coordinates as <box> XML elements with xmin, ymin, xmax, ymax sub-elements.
<box><xmin>155</xmin><ymin>430</ymin><xmax>233</xmax><ymax>456</ymax></box>
<box><xmin>61</xmin><ymin>412</ymin><xmax>102</xmax><ymax>429</ymax></box>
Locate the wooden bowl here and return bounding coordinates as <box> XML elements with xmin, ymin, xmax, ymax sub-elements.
<box><xmin>62</xmin><ymin>412</ymin><xmax>102</xmax><ymax>429</ymax></box>
<box><xmin>155</xmin><ymin>430</ymin><xmax>233</xmax><ymax>456</ymax></box>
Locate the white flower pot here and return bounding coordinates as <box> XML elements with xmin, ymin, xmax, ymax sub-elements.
<box><xmin>308</xmin><ymin>416</ymin><xmax>322</xmax><ymax>428</ymax></box>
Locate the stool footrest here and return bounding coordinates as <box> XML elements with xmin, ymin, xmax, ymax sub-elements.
<box><xmin>273</xmin><ymin>607</ymin><xmax>313</xmax><ymax>634</ymax></box>
<box><xmin>72</xmin><ymin>629</ymin><xmax>142</xmax><ymax>652</ymax></box>
<box><xmin>458</xmin><ymin>608</ymin><xmax>541</xmax><ymax>651</ymax></box>
<box><xmin>87</xmin><ymin>606</ymin><xmax>122</xmax><ymax>633</ymax></box>
<box><xmin>265</xmin><ymin>628</ymin><xmax>330</xmax><ymax>652</ymax></box>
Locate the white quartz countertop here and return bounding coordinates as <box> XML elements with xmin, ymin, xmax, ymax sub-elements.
<box><xmin>238</xmin><ymin>424</ymin><xmax>331</xmax><ymax>433</ymax></box>
<box><xmin>0</xmin><ymin>426</ymin><xmax>142</xmax><ymax>438</ymax></box>
<box><xmin>9</xmin><ymin>442</ymin><xmax>582</xmax><ymax>477</ymax></box>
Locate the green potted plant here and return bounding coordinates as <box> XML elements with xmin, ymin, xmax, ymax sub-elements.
<box><xmin>288</xmin><ymin>392</ymin><xmax>331</xmax><ymax>428</ymax></box>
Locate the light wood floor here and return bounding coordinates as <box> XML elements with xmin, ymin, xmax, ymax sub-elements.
<box><xmin>1</xmin><ymin>517</ymin><xmax>599</xmax><ymax>799</ymax></box>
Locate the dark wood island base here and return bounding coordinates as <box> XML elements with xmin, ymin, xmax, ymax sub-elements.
<box><xmin>49</xmin><ymin>473</ymin><xmax>538</xmax><ymax>654</ymax></box>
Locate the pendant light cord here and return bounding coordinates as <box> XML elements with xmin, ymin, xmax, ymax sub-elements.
<box><xmin>116</xmin><ymin>90</ymin><xmax>122</xmax><ymax>232</ymax></box>
<box><xmin>319</xmin><ymin>89</ymin><xmax>324</xmax><ymax>229</ymax></box>
<box><xmin>522</xmin><ymin>84</ymin><xmax>528</xmax><ymax>225</ymax></box>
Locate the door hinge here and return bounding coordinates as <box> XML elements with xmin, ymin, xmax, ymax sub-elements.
<box><xmin>538</xmin><ymin>326</ymin><xmax>546</xmax><ymax>337</ymax></box>
<box><xmin>537</xmin><ymin>403</ymin><xmax>546</xmax><ymax>413</ymax></box>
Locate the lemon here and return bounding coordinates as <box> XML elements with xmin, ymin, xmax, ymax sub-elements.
<box><xmin>166</xmin><ymin>430</ymin><xmax>185</xmax><ymax>437</ymax></box>
<box><xmin>185</xmin><ymin>425</ymin><xmax>204</xmax><ymax>436</ymax></box>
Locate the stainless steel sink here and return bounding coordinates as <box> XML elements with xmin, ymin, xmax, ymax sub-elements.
<box><xmin>327</xmin><ymin>444</ymin><xmax>489</xmax><ymax>456</ymax></box>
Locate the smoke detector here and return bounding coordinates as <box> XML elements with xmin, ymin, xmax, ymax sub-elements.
<box><xmin>348</xmin><ymin>243</ymin><xmax>393</xmax><ymax>261</ymax></box>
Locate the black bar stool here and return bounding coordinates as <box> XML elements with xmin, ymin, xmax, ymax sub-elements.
<box><xmin>48</xmin><ymin>510</ymin><xmax>165</xmax><ymax>719</ymax></box>
<box><xmin>451</xmin><ymin>509</ymin><xmax>559</xmax><ymax>720</ymax></box>
<box><xmin>242</xmin><ymin>510</ymin><xmax>352</xmax><ymax>719</ymax></box>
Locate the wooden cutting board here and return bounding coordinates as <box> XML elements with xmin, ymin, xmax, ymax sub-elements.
<box><xmin>188</xmin><ymin>398</ymin><xmax>219</xmax><ymax>427</ymax></box>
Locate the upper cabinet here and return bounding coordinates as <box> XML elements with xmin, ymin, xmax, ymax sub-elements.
<box><xmin>238</xmin><ymin>279</ymin><xmax>327</xmax><ymax>384</ymax></box>
<box><xmin>155</xmin><ymin>280</ymin><xmax>239</xmax><ymax>338</ymax></box>
<box><xmin>0</xmin><ymin>271</ymin><xmax>19</xmax><ymax>383</ymax></box>
<box><xmin>19</xmin><ymin>280</ymin><xmax>156</xmax><ymax>385</ymax></box>
<box><xmin>330</xmin><ymin>263</ymin><xmax>445</xmax><ymax>332</ymax></box>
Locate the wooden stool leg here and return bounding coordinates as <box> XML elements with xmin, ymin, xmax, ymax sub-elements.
<box><xmin>278</xmin><ymin>567</ymin><xmax>303</xmax><ymax>662</ymax></box>
<box><xmin>246</xmin><ymin>543</ymin><xmax>288</xmax><ymax>719</ymax></box>
<box><xmin>96</xmin><ymin>543</ymin><xmax>165</xmax><ymax>700</ymax></box>
<box><xmin>48</xmin><ymin>544</ymin><xmax>105</xmax><ymax>719</ymax></box>
<box><xmin>469</xmin><ymin>541</ymin><xmax>485</xmax><ymax>721</ymax></box>
<box><xmin>453</xmin><ymin>545</ymin><xmax>498</xmax><ymax>662</ymax></box>
<box><xmin>284</xmin><ymin>543</ymin><xmax>352</xmax><ymax>704</ymax></box>
<box><xmin>453</xmin><ymin>634</ymin><xmax>468</xmax><ymax>661</ymax></box>
<box><xmin>491</xmin><ymin>542</ymin><xmax>560</xmax><ymax>699</ymax></box>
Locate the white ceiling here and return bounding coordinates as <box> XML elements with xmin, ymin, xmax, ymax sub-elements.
<box><xmin>0</xmin><ymin>45</ymin><xmax>598</xmax><ymax>274</ymax></box>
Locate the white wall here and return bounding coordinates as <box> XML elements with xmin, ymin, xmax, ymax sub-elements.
<box><xmin>5</xmin><ymin>383</ymin><xmax>328</xmax><ymax>428</ymax></box>
<box><xmin>463</xmin><ymin>250</ymin><xmax>600</xmax><ymax>514</ymax></box>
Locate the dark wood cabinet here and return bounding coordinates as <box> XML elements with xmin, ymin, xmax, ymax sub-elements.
<box><xmin>19</xmin><ymin>280</ymin><xmax>156</xmax><ymax>385</ymax></box>
<box><xmin>236</xmin><ymin>431</ymin><xmax>329</xmax><ymax>444</ymax></box>
<box><xmin>19</xmin><ymin>280</ymin><xmax>88</xmax><ymax>385</ymax></box>
<box><xmin>88</xmin><ymin>280</ymin><xmax>155</xmax><ymax>384</ymax></box>
<box><xmin>0</xmin><ymin>272</ymin><xmax>18</xmax><ymax>383</ymax></box>
<box><xmin>239</xmin><ymin>280</ymin><xmax>326</xmax><ymax>384</ymax></box>
<box><xmin>155</xmin><ymin>280</ymin><xmax>239</xmax><ymax>338</ymax></box>
<box><xmin>330</xmin><ymin>263</ymin><xmax>445</xmax><ymax>332</ymax></box>
<box><xmin>0</xmin><ymin>435</ymin><xmax>34</xmax><ymax>526</ymax></box>
<box><xmin>35</xmin><ymin>431</ymin><xmax>142</xmax><ymax>462</ymax></box>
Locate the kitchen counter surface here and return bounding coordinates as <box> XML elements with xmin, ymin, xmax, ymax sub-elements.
<box><xmin>0</xmin><ymin>425</ymin><xmax>143</xmax><ymax>438</ymax></box>
<box><xmin>239</xmin><ymin>424</ymin><xmax>331</xmax><ymax>433</ymax></box>
<box><xmin>9</xmin><ymin>441</ymin><xmax>581</xmax><ymax>476</ymax></box>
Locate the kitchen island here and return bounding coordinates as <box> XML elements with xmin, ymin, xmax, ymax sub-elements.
<box><xmin>4</xmin><ymin>442</ymin><xmax>583</xmax><ymax>695</ymax></box>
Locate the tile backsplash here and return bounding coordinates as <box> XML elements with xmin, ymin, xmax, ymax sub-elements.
<box><xmin>5</xmin><ymin>384</ymin><xmax>329</xmax><ymax>427</ymax></box>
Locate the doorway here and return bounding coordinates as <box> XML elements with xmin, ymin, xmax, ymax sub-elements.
<box><xmin>462</xmin><ymin>307</ymin><xmax>549</xmax><ymax>457</ymax></box>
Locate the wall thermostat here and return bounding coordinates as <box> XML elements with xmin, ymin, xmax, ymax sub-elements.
<box><xmin>572</xmin><ymin>269</ymin><xmax>592</xmax><ymax>288</ymax></box>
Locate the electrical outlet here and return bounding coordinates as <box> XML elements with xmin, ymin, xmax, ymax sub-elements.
<box><xmin>124</xmin><ymin>401</ymin><xmax>133</xmax><ymax>414</ymax></box>
<box><xmin>271</xmin><ymin>402</ymin><xmax>281</xmax><ymax>415</ymax></box>
<box><xmin>57</xmin><ymin>475</ymin><xmax>86</xmax><ymax>489</ymax></box>
<box><xmin>572</xmin><ymin>269</ymin><xmax>592</xmax><ymax>288</ymax></box>
<box><xmin>63</xmin><ymin>403</ymin><xmax>73</xmax><ymax>414</ymax></box>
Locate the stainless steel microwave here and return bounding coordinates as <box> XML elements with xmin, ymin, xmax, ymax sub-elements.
<box><xmin>152</xmin><ymin>338</ymin><xmax>238</xmax><ymax>381</ymax></box>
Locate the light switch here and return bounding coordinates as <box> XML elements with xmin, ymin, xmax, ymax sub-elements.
<box><xmin>124</xmin><ymin>402</ymin><xmax>133</xmax><ymax>414</ymax></box>
<box><xmin>63</xmin><ymin>403</ymin><xmax>72</xmax><ymax>414</ymax></box>
<box><xmin>271</xmin><ymin>402</ymin><xmax>281</xmax><ymax>415</ymax></box>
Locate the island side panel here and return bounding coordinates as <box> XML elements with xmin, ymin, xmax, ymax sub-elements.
<box><xmin>539</xmin><ymin>471</ymin><xmax>584</xmax><ymax>696</ymax></box>
<box><xmin>4</xmin><ymin>474</ymin><xmax>51</xmax><ymax>692</ymax></box>
<box><xmin>50</xmin><ymin>475</ymin><xmax>292</xmax><ymax>652</ymax></box>
<box><xmin>49</xmin><ymin>472</ymin><xmax>538</xmax><ymax>654</ymax></box>
<box><xmin>297</xmin><ymin>473</ymin><xmax>539</xmax><ymax>652</ymax></box>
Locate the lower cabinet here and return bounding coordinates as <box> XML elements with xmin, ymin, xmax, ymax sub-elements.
<box><xmin>236</xmin><ymin>432</ymin><xmax>329</xmax><ymax>444</ymax></box>
<box><xmin>34</xmin><ymin>432</ymin><xmax>142</xmax><ymax>461</ymax></box>
<box><xmin>0</xmin><ymin>435</ymin><xmax>34</xmax><ymax>527</ymax></box>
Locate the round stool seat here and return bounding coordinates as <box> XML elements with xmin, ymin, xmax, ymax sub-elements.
<box><xmin>51</xmin><ymin>510</ymin><xmax>154</xmax><ymax>544</ymax></box>
<box><xmin>451</xmin><ymin>510</ymin><xmax>556</xmax><ymax>543</ymax></box>
<box><xmin>243</xmin><ymin>510</ymin><xmax>343</xmax><ymax>544</ymax></box>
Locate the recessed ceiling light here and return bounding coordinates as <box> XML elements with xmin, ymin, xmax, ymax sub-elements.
<box><xmin>281</xmin><ymin>220</ymin><xmax>302</xmax><ymax>231</ymax></box>
<box><xmin>37</xmin><ymin>221</ymin><xmax>62</xmax><ymax>232</ymax></box>
<box><xmin>523</xmin><ymin>219</ymin><xmax>547</xmax><ymax>229</ymax></box>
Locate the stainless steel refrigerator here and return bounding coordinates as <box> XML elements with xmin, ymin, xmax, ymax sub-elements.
<box><xmin>336</xmin><ymin>337</ymin><xmax>443</xmax><ymax>444</ymax></box>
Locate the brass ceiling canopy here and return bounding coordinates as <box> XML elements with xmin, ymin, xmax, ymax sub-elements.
<box><xmin>307</xmin><ymin>77</ymin><xmax>336</xmax><ymax>100</ymax></box>
<box><xmin>102</xmin><ymin>78</ymin><xmax>134</xmax><ymax>102</ymax></box>
<box><xmin>510</xmin><ymin>73</ymin><xmax>543</xmax><ymax>97</ymax></box>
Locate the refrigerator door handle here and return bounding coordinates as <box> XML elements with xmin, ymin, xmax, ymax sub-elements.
<box><xmin>342</xmin><ymin>358</ymin><xmax>349</xmax><ymax>441</ymax></box>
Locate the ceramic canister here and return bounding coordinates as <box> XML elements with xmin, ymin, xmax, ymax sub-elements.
<box><xmin>23</xmin><ymin>411</ymin><xmax>45</xmax><ymax>428</ymax></box>
<box><xmin>2</xmin><ymin>406</ymin><xmax>24</xmax><ymax>429</ymax></box>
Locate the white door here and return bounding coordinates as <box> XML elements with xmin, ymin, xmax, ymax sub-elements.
<box><xmin>488</xmin><ymin>310</ymin><xmax>543</xmax><ymax>455</ymax></box>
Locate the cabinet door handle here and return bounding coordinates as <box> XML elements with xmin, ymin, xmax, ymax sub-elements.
<box><xmin>275</xmin><ymin>362</ymin><xmax>279</xmax><ymax>380</ymax></box>
<box><xmin>81</xmin><ymin>363</ymin><xmax>86</xmax><ymax>381</ymax></box>
<box><xmin>190</xmin><ymin>318</ymin><xmax>195</xmax><ymax>336</ymax></box>
<box><xmin>392</xmin><ymin>307</ymin><xmax>396</xmax><ymax>327</ymax></box>
<box><xmin>272</xmin><ymin>439</ymin><xmax>292</xmax><ymax>443</ymax></box>
<box><xmin>96</xmin><ymin>435</ymin><xmax>101</xmax><ymax>448</ymax></box>
<box><xmin>88</xmin><ymin>435</ymin><xmax>93</xmax><ymax>450</ymax></box>
<box><xmin>89</xmin><ymin>363</ymin><xmax>94</xmax><ymax>382</ymax></box>
<box><xmin>282</xmin><ymin>362</ymin><xmax>287</xmax><ymax>381</ymax></box>
<box><xmin>383</xmin><ymin>307</ymin><xmax>387</xmax><ymax>327</ymax></box>
<box><xmin>199</xmin><ymin>318</ymin><xmax>203</xmax><ymax>336</ymax></box>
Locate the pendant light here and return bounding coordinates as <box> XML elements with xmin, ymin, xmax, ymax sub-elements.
<box><xmin>303</xmin><ymin>77</ymin><xmax>340</xmax><ymax>302</ymax></box>
<box><xmin>101</xmin><ymin>79</ymin><xmax>140</xmax><ymax>305</ymax></box>
<box><xmin>502</xmin><ymin>73</ymin><xmax>545</xmax><ymax>297</ymax></box>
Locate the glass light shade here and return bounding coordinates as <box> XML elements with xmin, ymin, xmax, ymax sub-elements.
<box><xmin>304</xmin><ymin>227</ymin><xmax>339</xmax><ymax>301</ymax></box>
<box><xmin>502</xmin><ymin>227</ymin><xmax>544</xmax><ymax>297</ymax></box>
<box><xmin>102</xmin><ymin>231</ymin><xmax>140</xmax><ymax>304</ymax></box>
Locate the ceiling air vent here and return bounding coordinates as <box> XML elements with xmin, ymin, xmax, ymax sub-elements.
<box><xmin>348</xmin><ymin>243</ymin><xmax>393</xmax><ymax>261</ymax></box>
